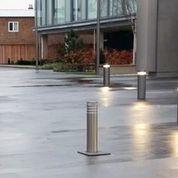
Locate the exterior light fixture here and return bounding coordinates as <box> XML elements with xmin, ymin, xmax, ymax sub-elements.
<box><xmin>103</xmin><ymin>64</ymin><xmax>110</xmax><ymax>69</ymax></box>
<box><xmin>137</xmin><ymin>71</ymin><xmax>147</xmax><ymax>76</ymax></box>
<box><xmin>103</xmin><ymin>64</ymin><xmax>111</xmax><ymax>87</ymax></box>
<box><xmin>137</xmin><ymin>71</ymin><xmax>147</xmax><ymax>100</ymax></box>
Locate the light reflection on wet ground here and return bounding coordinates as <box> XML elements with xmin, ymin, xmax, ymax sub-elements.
<box><xmin>93</xmin><ymin>122</ymin><xmax>178</xmax><ymax>162</ymax></box>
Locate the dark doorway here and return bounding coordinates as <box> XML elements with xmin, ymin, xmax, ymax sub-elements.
<box><xmin>104</xmin><ymin>31</ymin><xmax>133</xmax><ymax>50</ymax></box>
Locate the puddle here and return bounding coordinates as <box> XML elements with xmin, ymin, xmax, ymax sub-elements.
<box><xmin>12</xmin><ymin>84</ymin><xmax>73</xmax><ymax>88</ymax></box>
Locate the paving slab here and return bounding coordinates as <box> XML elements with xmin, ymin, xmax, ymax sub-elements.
<box><xmin>0</xmin><ymin>68</ymin><xmax>178</xmax><ymax>177</ymax></box>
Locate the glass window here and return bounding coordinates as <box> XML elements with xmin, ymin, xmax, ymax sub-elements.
<box><xmin>72</xmin><ymin>0</ymin><xmax>86</xmax><ymax>21</ymax></box>
<box><xmin>54</xmin><ymin>0</ymin><xmax>71</xmax><ymax>24</ymax></box>
<box><xmin>72</xmin><ymin>0</ymin><xmax>78</xmax><ymax>21</ymax></box>
<box><xmin>54</xmin><ymin>0</ymin><xmax>65</xmax><ymax>24</ymax></box>
<box><xmin>8</xmin><ymin>22</ymin><xmax>19</xmax><ymax>32</ymax></box>
<box><xmin>101</xmin><ymin>0</ymin><xmax>109</xmax><ymax>18</ymax></box>
<box><xmin>125</xmin><ymin>0</ymin><xmax>137</xmax><ymax>14</ymax></box>
<box><xmin>46</xmin><ymin>0</ymin><xmax>53</xmax><ymax>25</ymax></box>
<box><xmin>36</xmin><ymin>0</ymin><xmax>136</xmax><ymax>27</ymax></box>
<box><xmin>88</xmin><ymin>0</ymin><xmax>97</xmax><ymax>19</ymax></box>
<box><xmin>81</xmin><ymin>0</ymin><xmax>87</xmax><ymax>20</ymax></box>
<box><xmin>36</xmin><ymin>0</ymin><xmax>42</xmax><ymax>27</ymax></box>
<box><xmin>41</xmin><ymin>0</ymin><xmax>47</xmax><ymax>25</ymax></box>
<box><xmin>65</xmin><ymin>0</ymin><xmax>71</xmax><ymax>22</ymax></box>
<box><xmin>109</xmin><ymin>0</ymin><xmax>124</xmax><ymax>17</ymax></box>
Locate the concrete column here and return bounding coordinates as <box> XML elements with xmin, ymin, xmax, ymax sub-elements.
<box><xmin>40</xmin><ymin>34</ymin><xmax>48</xmax><ymax>59</ymax></box>
<box><xmin>156</xmin><ymin>0</ymin><xmax>178</xmax><ymax>75</ymax></box>
<box><xmin>136</xmin><ymin>0</ymin><xmax>158</xmax><ymax>72</ymax></box>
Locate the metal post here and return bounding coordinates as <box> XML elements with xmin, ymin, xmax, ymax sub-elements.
<box><xmin>96</xmin><ymin>0</ymin><xmax>100</xmax><ymax>75</ymax></box>
<box><xmin>177</xmin><ymin>88</ymin><xmax>178</xmax><ymax>125</ymax></box>
<box><xmin>35</xmin><ymin>0</ymin><xmax>39</xmax><ymax>71</ymax></box>
<box><xmin>103</xmin><ymin>64</ymin><xmax>111</xmax><ymax>87</ymax></box>
<box><xmin>137</xmin><ymin>71</ymin><xmax>147</xmax><ymax>100</ymax></box>
<box><xmin>93</xmin><ymin>29</ymin><xmax>96</xmax><ymax>57</ymax></box>
<box><xmin>78</xmin><ymin>102</ymin><xmax>110</xmax><ymax>156</ymax></box>
<box><xmin>87</xmin><ymin>102</ymin><xmax>98</xmax><ymax>153</ymax></box>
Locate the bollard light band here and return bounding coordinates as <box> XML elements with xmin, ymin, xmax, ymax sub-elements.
<box><xmin>137</xmin><ymin>71</ymin><xmax>147</xmax><ymax>76</ymax></box>
<box><xmin>137</xmin><ymin>71</ymin><xmax>146</xmax><ymax>100</ymax></box>
<box><xmin>103</xmin><ymin>64</ymin><xmax>110</xmax><ymax>69</ymax></box>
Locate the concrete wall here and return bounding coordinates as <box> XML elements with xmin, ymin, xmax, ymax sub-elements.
<box><xmin>137</xmin><ymin>0</ymin><xmax>178</xmax><ymax>75</ymax></box>
<box><xmin>99</xmin><ymin>65</ymin><xmax>136</xmax><ymax>75</ymax></box>
<box><xmin>157</xmin><ymin>0</ymin><xmax>178</xmax><ymax>73</ymax></box>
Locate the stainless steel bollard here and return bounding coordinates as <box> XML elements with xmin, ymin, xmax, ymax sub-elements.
<box><xmin>137</xmin><ymin>71</ymin><xmax>147</xmax><ymax>100</ymax></box>
<box><xmin>78</xmin><ymin>102</ymin><xmax>111</xmax><ymax>156</ymax></box>
<box><xmin>87</xmin><ymin>102</ymin><xmax>98</xmax><ymax>153</ymax></box>
<box><xmin>103</xmin><ymin>64</ymin><xmax>110</xmax><ymax>87</ymax></box>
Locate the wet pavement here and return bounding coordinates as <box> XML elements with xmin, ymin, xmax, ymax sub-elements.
<box><xmin>0</xmin><ymin>68</ymin><xmax>178</xmax><ymax>177</ymax></box>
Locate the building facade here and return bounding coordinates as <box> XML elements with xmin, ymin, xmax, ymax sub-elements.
<box><xmin>36</xmin><ymin>0</ymin><xmax>136</xmax><ymax>60</ymax></box>
<box><xmin>36</xmin><ymin>0</ymin><xmax>136</xmax><ymax>27</ymax></box>
<box><xmin>36</xmin><ymin>0</ymin><xmax>178</xmax><ymax>76</ymax></box>
<box><xmin>0</xmin><ymin>9</ymin><xmax>35</xmax><ymax>64</ymax></box>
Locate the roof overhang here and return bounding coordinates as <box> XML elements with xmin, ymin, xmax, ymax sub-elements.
<box><xmin>37</xmin><ymin>15</ymin><xmax>135</xmax><ymax>35</ymax></box>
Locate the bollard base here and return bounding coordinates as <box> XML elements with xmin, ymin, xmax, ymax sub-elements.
<box><xmin>78</xmin><ymin>151</ymin><xmax>111</xmax><ymax>157</ymax></box>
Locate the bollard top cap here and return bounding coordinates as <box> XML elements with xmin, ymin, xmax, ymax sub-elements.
<box><xmin>103</xmin><ymin>64</ymin><xmax>110</xmax><ymax>68</ymax></box>
<box><xmin>87</xmin><ymin>101</ymin><xmax>98</xmax><ymax>105</ymax></box>
<box><xmin>137</xmin><ymin>71</ymin><xmax>147</xmax><ymax>76</ymax></box>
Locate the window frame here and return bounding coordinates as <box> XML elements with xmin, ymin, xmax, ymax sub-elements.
<box><xmin>8</xmin><ymin>21</ymin><xmax>19</xmax><ymax>32</ymax></box>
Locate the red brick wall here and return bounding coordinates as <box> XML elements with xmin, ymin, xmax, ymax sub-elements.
<box><xmin>47</xmin><ymin>32</ymin><xmax>93</xmax><ymax>46</ymax></box>
<box><xmin>0</xmin><ymin>17</ymin><xmax>35</xmax><ymax>63</ymax></box>
<box><xmin>0</xmin><ymin>17</ymin><xmax>35</xmax><ymax>44</ymax></box>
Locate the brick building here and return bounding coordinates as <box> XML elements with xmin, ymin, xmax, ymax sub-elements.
<box><xmin>0</xmin><ymin>9</ymin><xmax>35</xmax><ymax>64</ymax></box>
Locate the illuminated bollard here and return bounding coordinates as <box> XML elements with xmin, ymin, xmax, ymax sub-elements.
<box><xmin>78</xmin><ymin>102</ymin><xmax>111</xmax><ymax>156</ymax></box>
<box><xmin>103</xmin><ymin>64</ymin><xmax>110</xmax><ymax>87</ymax></box>
<box><xmin>137</xmin><ymin>71</ymin><xmax>147</xmax><ymax>100</ymax></box>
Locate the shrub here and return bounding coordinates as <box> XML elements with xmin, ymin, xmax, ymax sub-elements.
<box><xmin>42</xmin><ymin>49</ymin><xmax>133</xmax><ymax>72</ymax></box>
<box><xmin>14</xmin><ymin>59</ymin><xmax>48</xmax><ymax>66</ymax></box>
<box><xmin>63</xmin><ymin>48</ymin><xmax>95</xmax><ymax>66</ymax></box>
<box><xmin>56</xmin><ymin>48</ymin><xmax>132</xmax><ymax>70</ymax></box>
<box><xmin>104</xmin><ymin>49</ymin><xmax>133</xmax><ymax>65</ymax></box>
<box><xmin>15</xmin><ymin>59</ymin><xmax>36</xmax><ymax>65</ymax></box>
